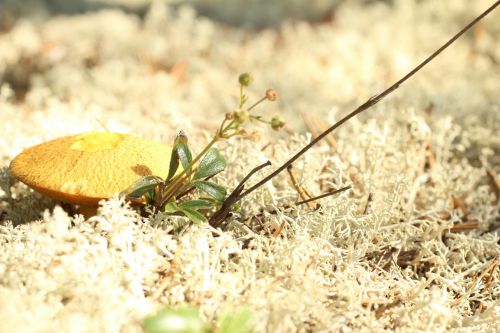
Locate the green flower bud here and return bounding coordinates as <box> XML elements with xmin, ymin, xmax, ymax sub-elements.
<box><xmin>238</xmin><ymin>73</ymin><xmax>253</xmax><ymax>87</ymax></box>
<box><xmin>271</xmin><ymin>116</ymin><xmax>285</xmax><ymax>131</ymax></box>
<box><xmin>234</xmin><ymin>109</ymin><xmax>250</xmax><ymax>123</ymax></box>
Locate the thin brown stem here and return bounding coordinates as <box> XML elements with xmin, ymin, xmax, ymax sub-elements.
<box><xmin>237</xmin><ymin>2</ymin><xmax>499</xmax><ymax>201</ymax></box>
<box><xmin>234</xmin><ymin>160</ymin><xmax>272</xmax><ymax>194</ymax></box>
<box><xmin>247</xmin><ymin>95</ymin><xmax>267</xmax><ymax>111</ymax></box>
<box><xmin>296</xmin><ymin>186</ymin><xmax>351</xmax><ymax>206</ymax></box>
<box><xmin>209</xmin><ymin>161</ymin><xmax>272</xmax><ymax>228</ymax></box>
<box><xmin>239</xmin><ymin>85</ymin><xmax>244</xmax><ymax>107</ymax></box>
<box><xmin>452</xmin><ymin>255</ymin><xmax>500</xmax><ymax>307</ymax></box>
<box><xmin>363</xmin><ymin>193</ymin><xmax>373</xmax><ymax>215</ymax></box>
<box><xmin>450</xmin><ymin>220</ymin><xmax>480</xmax><ymax>232</ymax></box>
<box><xmin>287</xmin><ymin>165</ymin><xmax>317</xmax><ymax>210</ymax></box>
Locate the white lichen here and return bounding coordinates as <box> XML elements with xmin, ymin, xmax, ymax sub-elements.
<box><xmin>0</xmin><ymin>0</ymin><xmax>499</xmax><ymax>332</ymax></box>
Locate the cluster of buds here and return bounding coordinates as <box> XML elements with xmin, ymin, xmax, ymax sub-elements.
<box><xmin>228</xmin><ymin>73</ymin><xmax>285</xmax><ymax>133</ymax></box>
<box><xmin>271</xmin><ymin>116</ymin><xmax>285</xmax><ymax>131</ymax></box>
<box><xmin>234</xmin><ymin>108</ymin><xmax>250</xmax><ymax>123</ymax></box>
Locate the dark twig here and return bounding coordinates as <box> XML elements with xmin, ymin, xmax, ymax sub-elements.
<box><xmin>363</xmin><ymin>193</ymin><xmax>373</xmax><ymax>215</ymax></box>
<box><xmin>209</xmin><ymin>161</ymin><xmax>271</xmax><ymax>228</ymax></box>
<box><xmin>450</xmin><ymin>220</ymin><xmax>480</xmax><ymax>232</ymax></box>
<box><xmin>296</xmin><ymin>186</ymin><xmax>351</xmax><ymax>206</ymax></box>
<box><xmin>234</xmin><ymin>160</ymin><xmax>272</xmax><ymax>195</ymax></box>
<box><xmin>238</xmin><ymin>2</ymin><xmax>499</xmax><ymax>201</ymax></box>
<box><xmin>210</xmin><ymin>2</ymin><xmax>500</xmax><ymax>228</ymax></box>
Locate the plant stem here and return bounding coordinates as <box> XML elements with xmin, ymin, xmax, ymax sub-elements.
<box><xmin>209</xmin><ymin>161</ymin><xmax>272</xmax><ymax>228</ymax></box>
<box><xmin>239</xmin><ymin>85</ymin><xmax>244</xmax><ymax>107</ymax></box>
<box><xmin>237</xmin><ymin>1</ymin><xmax>500</xmax><ymax>201</ymax></box>
<box><xmin>295</xmin><ymin>186</ymin><xmax>351</xmax><ymax>206</ymax></box>
<box><xmin>158</xmin><ymin>135</ymin><xmax>220</xmax><ymax>208</ymax></box>
<box><xmin>247</xmin><ymin>96</ymin><xmax>267</xmax><ymax>111</ymax></box>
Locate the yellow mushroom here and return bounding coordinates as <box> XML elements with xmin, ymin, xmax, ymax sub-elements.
<box><xmin>9</xmin><ymin>132</ymin><xmax>173</xmax><ymax>217</ymax></box>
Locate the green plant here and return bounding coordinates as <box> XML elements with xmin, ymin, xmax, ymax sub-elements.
<box><xmin>206</xmin><ymin>2</ymin><xmax>500</xmax><ymax>229</ymax></box>
<box><xmin>126</xmin><ymin>0</ymin><xmax>498</xmax><ymax>228</ymax></box>
<box><xmin>142</xmin><ymin>305</ymin><xmax>254</xmax><ymax>333</ymax></box>
<box><xmin>123</xmin><ymin>73</ymin><xmax>282</xmax><ymax>223</ymax></box>
<box><xmin>142</xmin><ymin>306</ymin><xmax>210</xmax><ymax>333</ymax></box>
<box><xmin>217</xmin><ymin>307</ymin><xmax>254</xmax><ymax>333</ymax></box>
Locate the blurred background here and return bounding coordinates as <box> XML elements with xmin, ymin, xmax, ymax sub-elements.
<box><xmin>1</xmin><ymin>0</ymin><xmax>357</xmax><ymax>27</ymax></box>
<box><xmin>0</xmin><ymin>0</ymin><xmax>498</xmax><ymax>148</ymax></box>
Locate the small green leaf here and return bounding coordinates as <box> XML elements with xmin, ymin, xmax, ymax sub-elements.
<box><xmin>197</xmin><ymin>196</ymin><xmax>224</xmax><ymax>206</ymax></box>
<box><xmin>193</xmin><ymin>180</ymin><xmax>227</xmax><ymax>202</ymax></box>
<box><xmin>179</xmin><ymin>207</ymin><xmax>207</xmax><ymax>224</ymax></box>
<box><xmin>194</xmin><ymin>148</ymin><xmax>226</xmax><ymax>180</ymax></box>
<box><xmin>163</xmin><ymin>200</ymin><xmax>178</xmax><ymax>213</ymax></box>
<box><xmin>144</xmin><ymin>185</ymin><xmax>160</xmax><ymax>203</ymax></box>
<box><xmin>218</xmin><ymin>308</ymin><xmax>254</xmax><ymax>333</ymax></box>
<box><xmin>179</xmin><ymin>200</ymin><xmax>213</xmax><ymax>210</ymax></box>
<box><xmin>166</xmin><ymin>148</ymin><xmax>180</xmax><ymax>182</ymax></box>
<box><xmin>123</xmin><ymin>175</ymin><xmax>163</xmax><ymax>199</ymax></box>
<box><xmin>167</xmin><ymin>132</ymin><xmax>191</xmax><ymax>181</ymax></box>
<box><xmin>176</xmin><ymin>141</ymin><xmax>193</xmax><ymax>171</ymax></box>
<box><xmin>142</xmin><ymin>306</ymin><xmax>210</xmax><ymax>333</ymax></box>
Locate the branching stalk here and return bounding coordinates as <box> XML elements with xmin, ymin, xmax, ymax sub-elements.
<box><xmin>238</xmin><ymin>1</ymin><xmax>499</xmax><ymax>201</ymax></box>
<box><xmin>209</xmin><ymin>1</ymin><xmax>500</xmax><ymax>227</ymax></box>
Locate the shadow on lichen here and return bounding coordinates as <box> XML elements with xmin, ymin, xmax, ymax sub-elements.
<box><xmin>0</xmin><ymin>167</ymin><xmax>57</xmax><ymax>226</ymax></box>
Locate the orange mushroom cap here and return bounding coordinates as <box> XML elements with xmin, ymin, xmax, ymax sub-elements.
<box><xmin>10</xmin><ymin>132</ymin><xmax>173</xmax><ymax>207</ymax></box>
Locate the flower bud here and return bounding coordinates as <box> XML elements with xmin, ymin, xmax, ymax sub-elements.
<box><xmin>234</xmin><ymin>109</ymin><xmax>249</xmax><ymax>123</ymax></box>
<box><xmin>225</xmin><ymin>112</ymin><xmax>233</xmax><ymax>120</ymax></box>
<box><xmin>265</xmin><ymin>89</ymin><xmax>278</xmax><ymax>101</ymax></box>
<box><xmin>238</xmin><ymin>73</ymin><xmax>253</xmax><ymax>87</ymax></box>
<box><xmin>271</xmin><ymin>116</ymin><xmax>285</xmax><ymax>131</ymax></box>
<box><xmin>175</xmin><ymin>130</ymin><xmax>188</xmax><ymax>144</ymax></box>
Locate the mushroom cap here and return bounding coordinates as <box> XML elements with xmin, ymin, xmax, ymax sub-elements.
<box><xmin>10</xmin><ymin>132</ymin><xmax>173</xmax><ymax>207</ymax></box>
